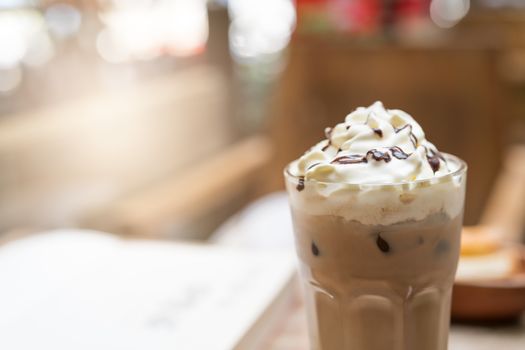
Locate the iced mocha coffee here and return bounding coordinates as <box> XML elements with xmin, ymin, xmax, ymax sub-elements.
<box><xmin>285</xmin><ymin>102</ymin><xmax>467</xmax><ymax>350</ymax></box>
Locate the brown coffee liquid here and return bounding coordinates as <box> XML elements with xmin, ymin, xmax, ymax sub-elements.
<box><xmin>290</xmin><ymin>211</ymin><xmax>463</xmax><ymax>350</ymax></box>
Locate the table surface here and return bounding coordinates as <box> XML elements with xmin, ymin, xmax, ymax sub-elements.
<box><xmin>262</xmin><ymin>294</ymin><xmax>525</xmax><ymax>350</ymax></box>
<box><xmin>212</xmin><ymin>192</ymin><xmax>525</xmax><ymax>349</ymax></box>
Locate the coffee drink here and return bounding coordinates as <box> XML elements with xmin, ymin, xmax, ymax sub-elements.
<box><xmin>285</xmin><ymin>102</ymin><xmax>467</xmax><ymax>350</ymax></box>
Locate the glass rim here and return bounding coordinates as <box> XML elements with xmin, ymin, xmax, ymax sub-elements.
<box><xmin>284</xmin><ymin>152</ymin><xmax>467</xmax><ymax>188</ymax></box>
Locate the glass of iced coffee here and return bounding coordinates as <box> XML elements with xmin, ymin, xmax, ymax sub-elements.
<box><xmin>284</xmin><ymin>102</ymin><xmax>467</xmax><ymax>350</ymax></box>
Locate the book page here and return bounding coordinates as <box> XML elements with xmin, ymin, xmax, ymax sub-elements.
<box><xmin>0</xmin><ymin>230</ymin><xmax>296</xmax><ymax>350</ymax></box>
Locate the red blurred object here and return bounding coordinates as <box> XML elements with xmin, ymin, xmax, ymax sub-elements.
<box><xmin>333</xmin><ymin>0</ymin><xmax>381</xmax><ymax>33</ymax></box>
<box><xmin>296</xmin><ymin>0</ymin><xmax>381</xmax><ymax>33</ymax></box>
<box><xmin>394</xmin><ymin>0</ymin><xmax>430</xmax><ymax>18</ymax></box>
<box><xmin>296</xmin><ymin>0</ymin><xmax>430</xmax><ymax>34</ymax></box>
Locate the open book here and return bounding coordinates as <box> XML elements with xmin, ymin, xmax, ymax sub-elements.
<box><xmin>0</xmin><ymin>230</ymin><xmax>296</xmax><ymax>350</ymax></box>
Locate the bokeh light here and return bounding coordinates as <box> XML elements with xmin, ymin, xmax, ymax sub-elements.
<box><xmin>430</xmin><ymin>0</ymin><xmax>471</xmax><ymax>28</ymax></box>
<box><xmin>0</xmin><ymin>11</ymin><xmax>30</xmax><ymax>68</ymax></box>
<box><xmin>97</xmin><ymin>0</ymin><xmax>208</xmax><ymax>62</ymax></box>
<box><xmin>95</xmin><ymin>28</ymin><xmax>128</xmax><ymax>64</ymax></box>
<box><xmin>0</xmin><ymin>9</ymin><xmax>53</xmax><ymax>69</ymax></box>
<box><xmin>45</xmin><ymin>3</ymin><xmax>82</xmax><ymax>39</ymax></box>
<box><xmin>22</xmin><ymin>30</ymin><xmax>55</xmax><ymax>67</ymax></box>
<box><xmin>0</xmin><ymin>65</ymin><xmax>22</xmax><ymax>94</ymax></box>
<box><xmin>228</xmin><ymin>0</ymin><xmax>296</xmax><ymax>63</ymax></box>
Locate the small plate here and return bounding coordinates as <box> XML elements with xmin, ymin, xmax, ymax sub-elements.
<box><xmin>452</xmin><ymin>246</ymin><xmax>525</xmax><ymax>321</ymax></box>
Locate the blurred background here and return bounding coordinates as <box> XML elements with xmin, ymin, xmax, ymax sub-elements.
<box><xmin>1</xmin><ymin>0</ymin><xmax>525</xmax><ymax>349</ymax></box>
<box><xmin>2</xmin><ymin>0</ymin><xmax>525</xmax><ymax>242</ymax></box>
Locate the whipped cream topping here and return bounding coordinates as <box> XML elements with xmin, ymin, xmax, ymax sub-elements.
<box><xmin>290</xmin><ymin>101</ymin><xmax>450</xmax><ymax>184</ymax></box>
<box><xmin>286</xmin><ymin>102</ymin><xmax>466</xmax><ymax>225</ymax></box>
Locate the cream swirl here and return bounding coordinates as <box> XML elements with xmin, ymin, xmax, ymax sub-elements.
<box><xmin>290</xmin><ymin>101</ymin><xmax>450</xmax><ymax>184</ymax></box>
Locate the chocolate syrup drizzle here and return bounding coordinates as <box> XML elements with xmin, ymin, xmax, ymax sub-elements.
<box><xmin>394</xmin><ymin>124</ymin><xmax>418</xmax><ymax>147</ymax></box>
<box><xmin>307</xmin><ymin>162</ymin><xmax>321</xmax><ymax>170</ymax></box>
<box><xmin>321</xmin><ymin>127</ymin><xmax>334</xmax><ymax>151</ymax></box>
<box><xmin>366</xmin><ymin>149</ymin><xmax>391</xmax><ymax>162</ymax></box>
<box><xmin>296</xmin><ymin>177</ymin><xmax>305</xmax><ymax>191</ymax></box>
<box><xmin>311</xmin><ymin>241</ymin><xmax>320</xmax><ymax>256</ymax></box>
<box><xmin>410</xmin><ymin>134</ymin><xmax>418</xmax><ymax>147</ymax></box>
<box><xmin>296</xmin><ymin>121</ymin><xmax>443</xmax><ymax>192</ymax></box>
<box><xmin>376</xmin><ymin>234</ymin><xmax>390</xmax><ymax>253</ymax></box>
<box><xmin>426</xmin><ymin>148</ymin><xmax>442</xmax><ymax>173</ymax></box>
<box><xmin>331</xmin><ymin>155</ymin><xmax>367</xmax><ymax>164</ymax></box>
<box><xmin>330</xmin><ymin>146</ymin><xmax>412</xmax><ymax>166</ymax></box>
<box><xmin>390</xmin><ymin>146</ymin><xmax>410</xmax><ymax>160</ymax></box>
<box><xmin>394</xmin><ymin>124</ymin><xmax>410</xmax><ymax>133</ymax></box>
<box><xmin>372</xmin><ymin>128</ymin><xmax>383</xmax><ymax>138</ymax></box>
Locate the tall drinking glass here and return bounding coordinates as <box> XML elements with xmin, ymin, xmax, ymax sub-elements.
<box><xmin>285</xmin><ymin>154</ymin><xmax>467</xmax><ymax>350</ymax></box>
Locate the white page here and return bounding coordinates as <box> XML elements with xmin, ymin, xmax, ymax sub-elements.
<box><xmin>0</xmin><ymin>230</ymin><xmax>295</xmax><ymax>350</ymax></box>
